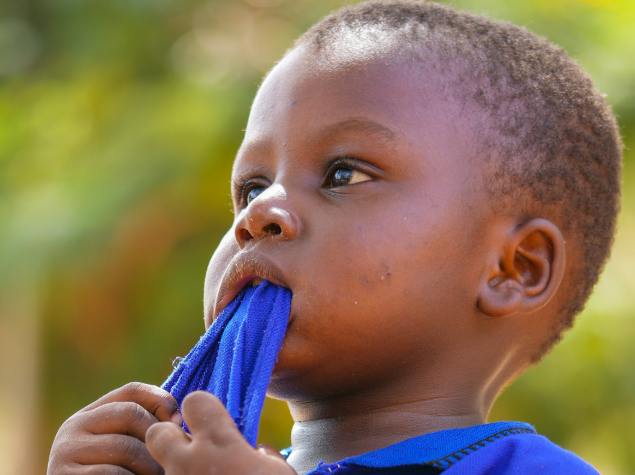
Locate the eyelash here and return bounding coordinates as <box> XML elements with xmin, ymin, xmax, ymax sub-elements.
<box><xmin>234</xmin><ymin>157</ymin><xmax>372</xmax><ymax>208</ymax></box>
<box><xmin>323</xmin><ymin>157</ymin><xmax>361</xmax><ymax>184</ymax></box>
<box><xmin>234</xmin><ymin>178</ymin><xmax>268</xmax><ymax>209</ymax></box>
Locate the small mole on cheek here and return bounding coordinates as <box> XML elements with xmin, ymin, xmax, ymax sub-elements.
<box><xmin>290</xmin><ymin>101</ymin><xmax>296</xmax><ymax>107</ymax></box>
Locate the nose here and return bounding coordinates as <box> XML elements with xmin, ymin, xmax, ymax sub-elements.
<box><xmin>234</xmin><ymin>185</ymin><xmax>301</xmax><ymax>248</ymax></box>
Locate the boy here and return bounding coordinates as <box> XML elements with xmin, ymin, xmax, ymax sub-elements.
<box><xmin>47</xmin><ymin>1</ymin><xmax>621</xmax><ymax>474</ymax></box>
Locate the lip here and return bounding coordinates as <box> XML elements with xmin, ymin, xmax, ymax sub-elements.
<box><xmin>211</xmin><ymin>251</ymin><xmax>290</xmax><ymax>322</ymax></box>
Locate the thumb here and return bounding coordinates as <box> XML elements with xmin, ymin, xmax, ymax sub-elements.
<box><xmin>256</xmin><ymin>444</ymin><xmax>287</xmax><ymax>461</ymax></box>
<box><xmin>182</xmin><ymin>391</ymin><xmax>245</xmax><ymax>446</ymax></box>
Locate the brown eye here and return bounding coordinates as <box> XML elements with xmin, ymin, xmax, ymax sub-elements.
<box><xmin>332</xmin><ymin>168</ymin><xmax>353</xmax><ymax>187</ymax></box>
<box><xmin>329</xmin><ymin>167</ymin><xmax>372</xmax><ymax>188</ymax></box>
<box><xmin>246</xmin><ymin>186</ymin><xmax>265</xmax><ymax>205</ymax></box>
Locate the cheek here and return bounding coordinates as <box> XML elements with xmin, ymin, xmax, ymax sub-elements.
<box><xmin>277</xmin><ymin>213</ymin><xmax>429</xmax><ymax>356</ymax></box>
<box><xmin>309</xmin><ymin>209</ymin><xmax>422</xmax><ymax>293</ymax></box>
<box><xmin>203</xmin><ymin>229</ymin><xmax>239</xmax><ymax>328</ymax></box>
<box><xmin>273</xmin><ymin>204</ymin><xmax>473</xmax><ymax>380</ymax></box>
<box><xmin>303</xmin><ymin>221</ymin><xmax>398</xmax><ymax>300</ymax></box>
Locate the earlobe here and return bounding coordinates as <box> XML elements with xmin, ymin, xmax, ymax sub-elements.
<box><xmin>477</xmin><ymin>218</ymin><xmax>566</xmax><ymax>318</ymax></box>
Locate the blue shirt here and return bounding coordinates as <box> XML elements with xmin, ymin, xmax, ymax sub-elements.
<box><xmin>281</xmin><ymin>421</ymin><xmax>599</xmax><ymax>474</ymax></box>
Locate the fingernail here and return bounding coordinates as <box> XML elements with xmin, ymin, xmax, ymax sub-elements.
<box><xmin>172</xmin><ymin>411</ymin><xmax>183</xmax><ymax>426</ymax></box>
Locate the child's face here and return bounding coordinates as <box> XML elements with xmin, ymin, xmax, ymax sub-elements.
<box><xmin>204</xmin><ymin>46</ymin><xmax>494</xmax><ymax>402</ymax></box>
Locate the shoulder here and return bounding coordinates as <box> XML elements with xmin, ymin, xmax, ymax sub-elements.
<box><xmin>442</xmin><ymin>433</ymin><xmax>599</xmax><ymax>474</ymax></box>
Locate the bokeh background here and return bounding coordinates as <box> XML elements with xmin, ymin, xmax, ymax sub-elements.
<box><xmin>0</xmin><ymin>0</ymin><xmax>633</xmax><ymax>473</ymax></box>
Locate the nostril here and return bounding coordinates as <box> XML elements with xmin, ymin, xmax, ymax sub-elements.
<box><xmin>262</xmin><ymin>223</ymin><xmax>282</xmax><ymax>236</ymax></box>
<box><xmin>239</xmin><ymin>228</ymin><xmax>254</xmax><ymax>242</ymax></box>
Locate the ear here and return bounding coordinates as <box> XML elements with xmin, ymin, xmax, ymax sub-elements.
<box><xmin>477</xmin><ymin>218</ymin><xmax>566</xmax><ymax>317</ymax></box>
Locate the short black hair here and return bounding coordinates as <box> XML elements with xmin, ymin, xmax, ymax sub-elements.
<box><xmin>293</xmin><ymin>1</ymin><xmax>622</xmax><ymax>361</ymax></box>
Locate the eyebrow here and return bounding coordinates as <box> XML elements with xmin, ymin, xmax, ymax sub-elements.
<box><xmin>320</xmin><ymin>117</ymin><xmax>397</xmax><ymax>143</ymax></box>
<box><xmin>234</xmin><ymin>117</ymin><xmax>397</xmax><ymax>177</ymax></box>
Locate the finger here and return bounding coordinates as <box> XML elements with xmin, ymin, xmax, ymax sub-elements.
<box><xmin>181</xmin><ymin>391</ymin><xmax>244</xmax><ymax>445</ymax></box>
<box><xmin>47</xmin><ymin>460</ymin><xmax>137</xmax><ymax>475</ymax></box>
<box><xmin>71</xmin><ymin>434</ymin><xmax>163</xmax><ymax>475</ymax></box>
<box><xmin>81</xmin><ymin>383</ymin><xmax>182</xmax><ymax>425</ymax></box>
<box><xmin>256</xmin><ymin>444</ymin><xmax>287</xmax><ymax>461</ymax></box>
<box><xmin>73</xmin><ymin>465</ymin><xmax>136</xmax><ymax>475</ymax></box>
<box><xmin>77</xmin><ymin>402</ymin><xmax>159</xmax><ymax>442</ymax></box>
<box><xmin>146</xmin><ymin>422</ymin><xmax>190</xmax><ymax>467</ymax></box>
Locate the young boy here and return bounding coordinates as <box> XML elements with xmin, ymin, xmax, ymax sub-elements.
<box><xmin>47</xmin><ymin>1</ymin><xmax>621</xmax><ymax>474</ymax></box>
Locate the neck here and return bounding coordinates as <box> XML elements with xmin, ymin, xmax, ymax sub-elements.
<box><xmin>285</xmin><ymin>395</ymin><xmax>485</xmax><ymax>475</ymax></box>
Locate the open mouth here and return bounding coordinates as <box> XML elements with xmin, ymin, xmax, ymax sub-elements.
<box><xmin>211</xmin><ymin>253</ymin><xmax>289</xmax><ymax>322</ymax></box>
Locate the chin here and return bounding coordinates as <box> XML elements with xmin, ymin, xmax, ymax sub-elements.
<box><xmin>264</xmin><ymin>337</ymin><xmax>329</xmax><ymax>402</ymax></box>
<box><xmin>266</xmin><ymin>371</ymin><xmax>327</xmax><ymax>402</ymax></box>
<box><xmin>266</xmin><ymin>345</ymin><xmax>356</xmax><ymax>404</ymax></box>
<box><xmin>266</xmin><ymin>349</ymin><xmax>311</xmax><ymax>401</ymax></box>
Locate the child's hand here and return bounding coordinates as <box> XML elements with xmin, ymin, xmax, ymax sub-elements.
<box><xmin>146</xmin><ymin>391</ymin><xmax>297</xmax><ymax>475</ymax></box>
<box><xmin>47</xmin><ymin>382</ymin><xmax>183</xmax><ymax>475</ymax></box>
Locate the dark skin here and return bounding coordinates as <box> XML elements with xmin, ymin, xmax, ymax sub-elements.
<box><xmin>48</xmin><ymin>44</ymin><xmax>570</xmax><ymax>475</ymax></box>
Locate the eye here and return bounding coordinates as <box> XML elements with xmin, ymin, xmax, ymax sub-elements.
<box><xmin>246</xmin><ymin>185</ymin><xmax>266</xmax><ymax>205</ymax></box>
<box><xmin>329</xmin><ymin>167</ymin><xmax>372</xmax><ymax>188</ymax></box>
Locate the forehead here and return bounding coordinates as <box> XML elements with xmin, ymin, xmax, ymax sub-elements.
<box><xmin>236</xmin><ymin>43</ymin><xmax>478</xmax><ymax>183</ymax></box>
<box><xmin>246</xmin><ymin>45</ymin><xmax>433</xmax><ymax>138</ymax></box>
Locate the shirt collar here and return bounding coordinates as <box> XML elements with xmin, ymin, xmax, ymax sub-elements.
<box><xmin>345</xmin><ymin>421</ymin><xmax>536</xmax><ymax>470</ymax></box>
<box><xmin>284</xmin><ymin>421</ymin><xmax>536</xmax><ymax>473</ymax></box>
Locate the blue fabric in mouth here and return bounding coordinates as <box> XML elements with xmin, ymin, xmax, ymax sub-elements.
<box><xmin>162</xmin><ymin>281</ymin><xmax>292</xmax><ymax>447</ymax></box>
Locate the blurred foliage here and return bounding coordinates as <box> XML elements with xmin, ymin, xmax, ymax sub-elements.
<box><xmin>0</xmin><ymin>0</ymin><xmax>633</xmax><ymax>473</ymax></box>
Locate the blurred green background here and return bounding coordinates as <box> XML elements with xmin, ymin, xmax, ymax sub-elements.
<box><xmin>0</xmin><ymin>0</ymin><xmax>633</xmax><ymax>473</ymax></box>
